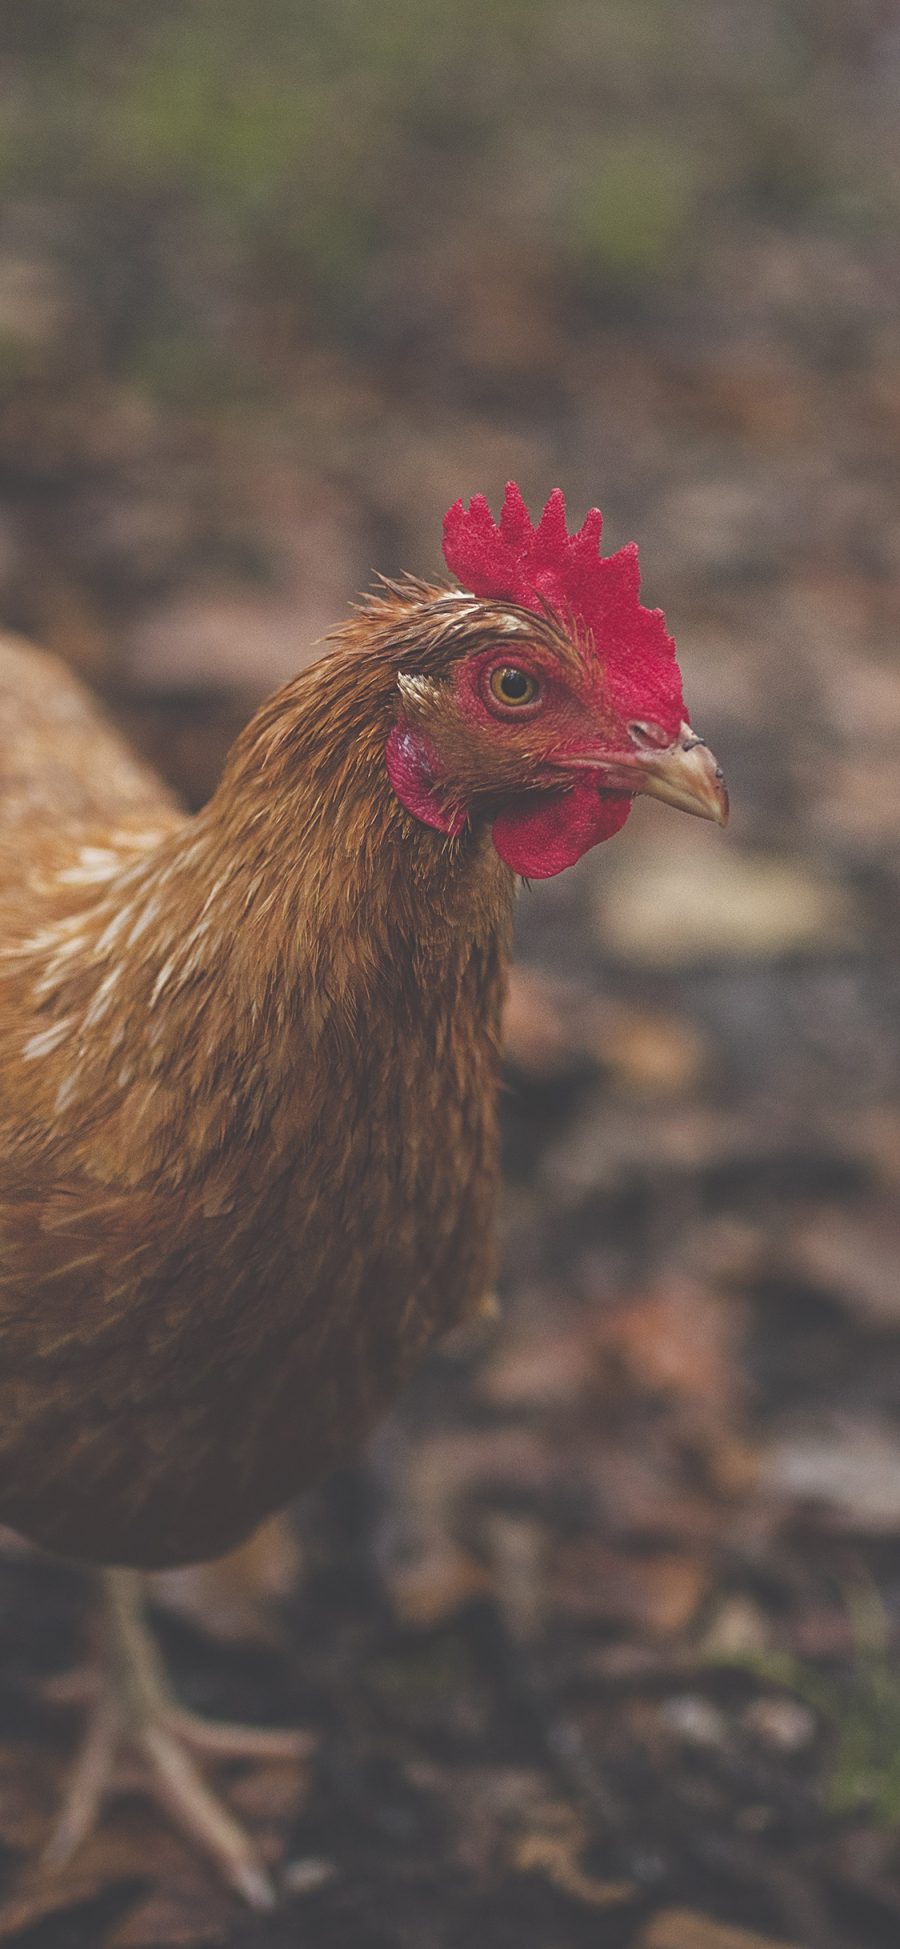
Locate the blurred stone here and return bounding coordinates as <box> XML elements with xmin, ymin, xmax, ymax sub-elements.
<box><xmin>741</xmin><ymin>1696</ymin><xmax>816</xmax><ymax>1753</ymax></box>
<box><xmin>762</xmin><ymin>1414</ymin><xmax>900</xmax><ymax>1530</ymax></box>
<box><xmin>595</xmin><ymin>841</ymin><xmax>857</xmax><ymax>967</ymax></box>
<box><xmin>702</xmin><ymin>1597</ymin><xmax>769</xmax><ymax>1659</ymax></box>
<box><xmin>282</xmin><ymin>1857</ymin><xmax>337</xmax><ymax>1896</ymax></box>
<box><xmin>659</xmin><ymin>1694</ymin><xmax>728</xmax><ymax>1748</ymax></box>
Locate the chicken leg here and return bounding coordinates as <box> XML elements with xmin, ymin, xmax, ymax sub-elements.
<box><xmin>42</xmin><ymin>1568</ymin><xmax>313</xmax><ymax>1908</ymax></box>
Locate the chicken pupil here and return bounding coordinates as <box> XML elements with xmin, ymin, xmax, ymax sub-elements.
<box><xmin>497</xmin><ymin>667</ymin><xmax>531</xmax><ymax>700</ymax></box>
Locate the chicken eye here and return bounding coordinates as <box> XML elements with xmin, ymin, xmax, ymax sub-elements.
<box><xmin>489</xmin><ymin>666</ymin><xmax>539</xmax><ymax>707</ymax></box>
<box><xmin>628</xmin><ymin>720</ymin><xmax>670</xmax><ymax>750</ymax></box>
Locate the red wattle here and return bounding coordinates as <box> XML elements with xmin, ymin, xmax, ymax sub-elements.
<box><xmin>490</xmin><ymin>782</ymin><xmax>632</xmax><ymax>878</ymax></box>
<box><xmin>386</xmin><ymin>726</ymin><xmax>632</xmax><ymax>877</ymax></box>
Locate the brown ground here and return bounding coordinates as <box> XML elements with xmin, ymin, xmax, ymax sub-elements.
<box><xmin>2</xmin><ymin>7</ymin><xmax>900</xmax><ymax>1943</ymax></box>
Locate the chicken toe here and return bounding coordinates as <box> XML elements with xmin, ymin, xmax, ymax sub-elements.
<box><xmin>41</xmin><ymin>1567</ymin><xmax>312</xmax><ymax>1909</ymax></box>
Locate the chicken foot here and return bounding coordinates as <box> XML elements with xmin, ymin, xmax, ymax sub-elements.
<box><xmin>42</xmin><ymin>1567</ymin><xmax>313</xmax><ymax>1909</ymax></box>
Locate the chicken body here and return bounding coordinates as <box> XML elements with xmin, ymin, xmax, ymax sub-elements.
<box><xmin>0</xmin><ymin>489</ymin><xmax>728</xmax><ymax>1902</ymax></box>
<box><xmin>0</xmin><ymin>610</ymin><xmax>509</xmax><ymax>1570</ymax></box>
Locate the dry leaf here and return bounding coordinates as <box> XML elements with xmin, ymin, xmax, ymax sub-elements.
<box><xmin>483</xmin><ymin>1278</ymin><xmax>743</xmax><ymax>1429</ymax></box>
<box><xmin>480</xmin><ymin>1318</ymin><xmax>596</xmax><ymax>1409</ymax></box>
<box><xmin>386</xmin><ymin>1543</ymin><xmax>491</xmax><ymax>1627</ymax></box>
<box><xmin>511</xmin><ymin>1798</ymin><xmax>634</xmax><ymax>1910</ymax></box>
<box><xmin>638</xmin><ymin>1911</ymin><xmax>800</xmax><ymax>1949</ymax></box>
<box><xmin>588</xmin><ymin>1001</ymin><xmax>707</xmax><ymax>1096</ymax></box>
<box><xmin>554</xmin><ymin>1542</ymin><xmax>710</xmax><ymax>1637</ymax></box>
<box><xmin>0</xmin><ymin>1817</ymin><xmax>187</xmax><ymax>1942</ymax></box>
<box><xmin>503</xmin><ymin>967</ymin><xmax>707</xmax><ymax>1097</ymax></box>
<box><xmin>596</xmin><ymin>1279</ymin><xmax>741</xmax><ymax>1416</ymax></box>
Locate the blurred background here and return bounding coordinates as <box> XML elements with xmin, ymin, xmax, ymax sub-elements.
<box><xmin>2</xmin><ymin>5</ymin><xmax>900</xmax><ymax>1946</ymax></box>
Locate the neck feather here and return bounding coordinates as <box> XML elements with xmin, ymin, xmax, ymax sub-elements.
<box><xmin>8</xmin><ymin>632</ymin><xmax>514</xmax><ymax>1173</ymax></box>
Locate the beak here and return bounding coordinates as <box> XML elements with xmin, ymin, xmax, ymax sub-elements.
<box><xmin>636</xmin><ymin>724</ymin><xmax>729</xmax><ymax>827</ymax></box>
<box><xmin>555</xmin><ymin>722</ymin><xmax>729</xmax><ymax>826</ymax></box>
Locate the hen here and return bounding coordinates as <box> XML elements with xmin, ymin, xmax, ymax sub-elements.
<box><xmin>0</xmin><ymin>483</ymin><xmax>726</xmax><ymax>1903</ymax></box>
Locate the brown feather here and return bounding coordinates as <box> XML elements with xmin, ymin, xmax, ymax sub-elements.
<box><xmin>0</xmin><ymin>595</ymin><xmax>519</xmax><ymax>1567</ymax></box>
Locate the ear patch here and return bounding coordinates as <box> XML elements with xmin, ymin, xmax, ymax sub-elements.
<box><xmin>385</xmin><ymin>721</ymin><xmax>467</xmax><ymax>837</ymax></box>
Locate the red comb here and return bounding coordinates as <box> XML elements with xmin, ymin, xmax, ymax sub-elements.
<box><xmin>442</xmin><ymin>481</ymin><xmax>686</xmax><ymax>735</ymax></box>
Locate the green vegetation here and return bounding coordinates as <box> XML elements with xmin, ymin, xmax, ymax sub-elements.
<box><xmin>0</xmin><ymin>1</ymin><xmax>890</xmax><ymax>391</ymax></box>
<box><xmin>731</xmin><ymin>1588</ymin><xmax>900</xmax><ymax>1826</ymax></box>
